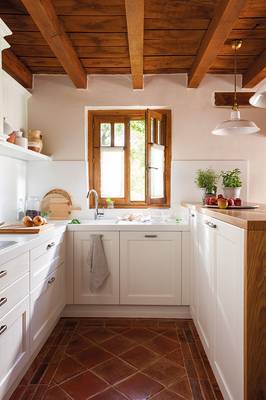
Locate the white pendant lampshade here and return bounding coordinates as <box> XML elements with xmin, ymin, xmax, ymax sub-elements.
<box><xmin>249</xmin><ymin>84</ymin><xmax>266</xmax><ymax>108</ymax></box>
<box><xmin>212</xmin><ymin>40</ymin><xmax>260</xmax><ymax>136</ymax></box>
<box><xmin>212</xmin><ymin>109</ymin><xmax>261</xmax><ymax>135</ymax></box>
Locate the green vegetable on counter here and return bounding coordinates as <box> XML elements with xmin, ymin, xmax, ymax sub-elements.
<box><xmin>68</xmin><ymin>218</ymin><xmax>81</xmax><ymax>224</ymax></box>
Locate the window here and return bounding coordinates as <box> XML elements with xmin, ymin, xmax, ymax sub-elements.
<box><xmin>88</xmin><ymin>109</ymin><xmax>171</xmax><ymax>208</ymax></box>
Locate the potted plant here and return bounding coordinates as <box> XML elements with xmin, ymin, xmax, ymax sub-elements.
<box><xmin>220</xmin><ymin>168</ymin><xmax>242</xmax><ymax>199</ymax></box>
<box><xmin>194</xmin><ymin>168</ymin><xmax>218</xmax><ymax>203</ymax></box>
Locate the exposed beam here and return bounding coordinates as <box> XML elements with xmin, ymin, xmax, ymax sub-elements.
<box><xmin>125</xmin><ymin>0</ymin><xmax>144</xmax><ymax>89</ymax></box>
<box><xmin>242</xmin><ymin>49</ymin><xmax>266</xmax><ymax>87</ymax></box>
<box><xmin>20</xmin><ymin>0</ymin><xmax>87</xmax><ymax>88</ymax></box>
<box><xmin>214</xmin><ymin>91</ymin><xmax>255</xmax><ymax>106</ymax></box>
<box><xmin>2</xmin><ymin>48</ymin><xmax>32</xmax><ymax>88</ymax></box>
<box><xmin>188</xmin><ymin>0</ymin><xmax>247</xmax><ymax>88</ymax></box>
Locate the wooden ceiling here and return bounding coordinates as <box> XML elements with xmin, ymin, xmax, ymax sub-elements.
<box><xmin>1</xmin><ymin>0</ymin><xmax>266</xmax><ymax>89</ymax></box>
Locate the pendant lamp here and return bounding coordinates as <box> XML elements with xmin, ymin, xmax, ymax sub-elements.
<box><xmin>249</xmin><ymin>83</ymin><xmax>266</xmax><ymax>108</ymax></box>
<box><xmin>212</xmin><ymin>40</ymin><xmax>260</xmax><ymax>136</ymax></box>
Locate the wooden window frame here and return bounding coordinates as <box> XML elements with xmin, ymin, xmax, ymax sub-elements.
<box><xmin>88</xmin><ymin>109</ymin><xmax>171</xmax><ymax>208</ymax></box>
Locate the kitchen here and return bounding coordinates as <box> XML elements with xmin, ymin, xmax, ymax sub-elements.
<box><xmin>0</xmin><ymin>1</ymin><xmax>265</xmax><ymax>400</ymax></box>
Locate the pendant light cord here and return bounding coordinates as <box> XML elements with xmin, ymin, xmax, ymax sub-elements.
<box><xmin>233</xmin><ymin>42</ymin><xmax>238</xmax><ymax>110</ymax></box>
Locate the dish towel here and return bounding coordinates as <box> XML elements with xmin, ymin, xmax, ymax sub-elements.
<box><xmin>88</xmin><ymin>234</ymin><xmax>110</xmax><ymax>292</ymax></box>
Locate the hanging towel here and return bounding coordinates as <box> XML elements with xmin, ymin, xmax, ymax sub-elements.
<box><xmin>87</xmin><ymin>234</ymin><xmax>110</xmax><ymax>292</ymax></box>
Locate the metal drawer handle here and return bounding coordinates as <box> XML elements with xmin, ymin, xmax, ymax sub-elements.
<box><xmin>144</xmin><ymin>234</ymin><xmax>158</xmax><ymax>238</ymax></box>
<box><xmin>48</xmin><ymin>277</ymin><xmax>56</xmax><ymax>284</ymax></box>
<box><xmin>191</xmin><ymin>214</ymin><xmax>195</xmax><ymax>217</ymax></box>
<box><xmin>47</xmin><ymin>242</ymin><xmax>56</xmax><ymax>250</ymax></box>
<box><xmin>0</xmin><ymin>297</ymin><xmax>7</xmax><ymax>307</ymax></box>
<box><xmin>0</xmin><ymin>270</ymin><xmax>7</xmax><ymax>278</ymax></box>
<box><xmin>205</xmin><ymin>221</ymin><xmax>217</xmax><ymax>229</ymax></box>
<box><xmin>0</xmin><ymin>325</ymin><xmax>7</xmax><ymax>335</ymax></box>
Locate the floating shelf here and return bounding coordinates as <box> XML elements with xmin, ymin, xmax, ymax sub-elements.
<box><xmin>0</xmin><ymin>141</ymin><xmax>51</xmax><ymax>161</ymax></box>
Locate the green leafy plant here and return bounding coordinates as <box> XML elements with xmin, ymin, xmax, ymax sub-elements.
<box><xmin>106</xmin><ymin>198</ymin><xmax>113</xmax><ymax>205</ymax></box>
<box><xmin>221</xmin><ymin>168</ymin><xmax>242</xmax><ymax>188</ymax></box>
<box><xmin>194</xmin><ymin>168</ymin><xmax>218</xmax><ymax>193</ymax></box>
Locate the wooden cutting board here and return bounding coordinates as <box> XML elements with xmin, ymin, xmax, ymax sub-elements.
<box><xmin>0</xmin><ymin>224</ymin><xmax>54</xmax><ymax>234</ymax></box>
<box><xmin>41</xmin><ymin>189</ymin><xmax>73</xmax><ymax>220</ymax></box>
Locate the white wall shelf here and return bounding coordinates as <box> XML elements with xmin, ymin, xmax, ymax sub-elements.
<box><xmin>0</xmin><ymin>141</ymin><xmax>51</xmax><ymax>161</ymax></box>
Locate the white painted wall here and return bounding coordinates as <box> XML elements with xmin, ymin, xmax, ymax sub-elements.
<box><xmin>0</xmin><ymin>72</ymin><xmax>30</xmax><ymax>221</ymax></box>
<box><xmin>28</xmin><ymin>74</ymin><xmax>266</xmax><ymax>203</ymax></box>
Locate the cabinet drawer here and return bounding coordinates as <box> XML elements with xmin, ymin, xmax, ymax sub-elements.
<box><xmin>0</xmin><ymin>297</ymin><xmax>30</xmax><ymax>399</ymax></box>
<box><xmin>0</xmin><ymin>252</ymin><xmax>29</xmax><ymax>292</ymax></box>
<box><xmin>0</xmin><ymin>273</ymin><xmax>29</xmax><ymax>319</ymax></box>
<box><xmin>30</xmin><ymin>243</ymin><xmax>65</xmax><ymax>290</ymax></box>
<box><xmin>30</xmin><ymin>233</ymin><xmax>65</xmax><ymax>264</ymax></box>
<box><xmin>30</xmin><ymin>264</ymin><xmax>65</xmax><ymax>353</ymax></box>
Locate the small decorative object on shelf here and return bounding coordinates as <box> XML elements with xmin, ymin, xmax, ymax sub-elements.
<box><xmin>221</xmin><ymin>168</ymin><xmax>242</xmax><ymax>199</ymax></box>
<box><xmin>15</xmin><ymin>130</ymin><xmax>28</xmax><ymax>148</ymax></box>
<box><xmin>28</xmin><ymin>129</ymin><xmax>43</xmax><ymax>153</ymax></box>
<box><xmin>194</xmin><ymin>168</ymin><xmax>218</xmax><ymax>204</ymax></box>
<box><xmin>106</xmin><ymin>197</ymin><xmax>114</xmax><ymax>209</ymax></box>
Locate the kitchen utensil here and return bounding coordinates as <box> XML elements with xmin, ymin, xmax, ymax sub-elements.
<box><xmin>41</xmin><ymin>189</ymin><xmax>73</xmax><ymax>220</ymax></box>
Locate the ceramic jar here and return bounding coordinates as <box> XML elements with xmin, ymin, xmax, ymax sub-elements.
<box><xmin>28</xmin><ymin>130</ymin><xmax>43</xmax><ymax>153</ymax></box>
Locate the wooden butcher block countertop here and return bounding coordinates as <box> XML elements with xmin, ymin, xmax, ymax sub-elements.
<box><xmin>182</xmin><ymin>202</ymin><xmax>266</xmax><ymax>230</ymax></box>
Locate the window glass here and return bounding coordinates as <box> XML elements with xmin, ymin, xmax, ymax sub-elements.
<box><xmin>150</xmin><ymin>144</ymin><xmax>165</xmax><ymax>199</ymax></box>
<box><xmin>101</xmin><ymin>147</ymin><xmax>124</xmax><ymax>198</ymax></box>
<box><xmin>130</xmin><ymin>120</ymin><xmax>145</xmax><ymax>201</ymax></box>
<box><xmin>100</xmin><ymin>123</ymin><xmax>111</xmax><ymax>146</ymax></box>
<box><xmin>114</xmin><ymin>123</ymin><xmax>125</xmax><ymax>146</ymax></box>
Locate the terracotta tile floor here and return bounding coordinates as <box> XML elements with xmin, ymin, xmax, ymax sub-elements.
<box><xmin>10</xmin><ymin>318</ymin><xmax>223</xmax><ymax>400</ymax></box>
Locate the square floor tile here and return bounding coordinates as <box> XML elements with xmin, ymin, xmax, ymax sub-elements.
<box><xmin>101</xmin><ymin>334</ymin><xmax>135</xmax><ymax>355</ymax></box>
<box><xmin>144</xmin><ymin>358</ymin><xmax>187</xmax><ymax>387</ymax></box>
<box><xmin>122</xmin><ymin>328</ymin><xmax>157</xmax><ymax>343</ymax></box>
<box><xmin>42</xmin><ymin>386</ymin><xmax>72</xmax><ymax>399</ymax></box>
<box><xmin>92</xmin><ymin>357</ymin><xmax>136</xmax><ymax>385</ymax></box>
<box><xmin>72</xmin><ymin>344</ymin><xmax>112</xmax><ymax>368</ymax></box>
<box><xmin>53</xmin><ymin>356</ymin><xmax>86</xmax><ymax>384</ymax></box>
<box><xmin>120</xmin><ymin>345</ymin><xmax>160</xmax><ymax>369</ymax></box>
<box><xmin>151</xmin><ymin>389</ymin><xmax>186</xmax><ymax>400</ymax></box>
<box><xmin>116</xmin><ymin>372</ymin><xmax>164</xmax><ymax>400</ymax></box>
<box><xmin>169</xmin><ymin>376</ymin><xmax>193</xmax><ymax>400</ymax></box>
<box><xmin>145</xmin><ymin>335</ymin><xmax>178</xmax><ymax>355</ymax></box>
<box><xmin>82</xmin><ymin>327</ymin><xmax>116</xmax><ymax>343</ymax></box>
<box><xmin>60</xmin><ymin>370</ymin><xmax>108</xmax><ymax>400</ymax></box>
<box><xmin>91</xmin><ymin>388</ymin><xmax>128</xmax><ymax>399</ymax></box>
<box><xmin>165</xmin><ymin>349</ymin><xmax>184</xmax><ymax>366</ymax></box>
<box><xmin>65</xmin><ymin>334</ymin><xmax>91</xmax><ymax>355</ymax></box>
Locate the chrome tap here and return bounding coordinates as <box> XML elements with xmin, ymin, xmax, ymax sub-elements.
<box><xmin>86</xmin><ymin>189</ymin><xmax>104</xmax><ymax>220</ymax></box>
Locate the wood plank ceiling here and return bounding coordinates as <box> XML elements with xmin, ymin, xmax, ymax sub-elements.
<box><xmin>1</xmin><ymin>0</ymin><xmax>266</xmax><ymax>89</ymax></box>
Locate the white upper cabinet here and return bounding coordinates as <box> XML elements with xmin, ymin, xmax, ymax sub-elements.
<box><xmin>120</xmin><ymin>231</ymin><xmax>182</xmax><ymax>305</ymax></box>
<box><xmin>74</xmin><ymin>231</ymin><xmax>119</xmax><ymax>305</ymax></box>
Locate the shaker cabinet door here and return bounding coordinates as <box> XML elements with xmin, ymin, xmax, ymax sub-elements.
<box><xmin>74</xmin><ymin>232</ymin><xmax>119</xmax><ymax>305</ymax></box>
<box><xmin>120</xmin><ymin>232</ymin><xmax>182</xmax><ymax>305</ymax></box>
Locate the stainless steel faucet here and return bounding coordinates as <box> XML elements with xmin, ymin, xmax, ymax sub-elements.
<box><xmin>86</xmin><ymin>189</ymin><xmax>104</xmax><ymax>220</ymax></box>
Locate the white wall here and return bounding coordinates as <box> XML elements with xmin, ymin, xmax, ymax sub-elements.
<box><xmin>0</xmin><ymin>72</ymin><xmax>30</xmax><ymax>221</ymax></box>
<box><xmin>28</xmin><ymin>74</ymin><xmax>266</xmax><ymax>203</ymax></box>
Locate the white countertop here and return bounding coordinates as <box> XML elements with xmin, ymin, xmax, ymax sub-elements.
<box><xmin>0</xmin><ymin>219</ymin><xmax>189</xmax><ymax>264</ymax></box>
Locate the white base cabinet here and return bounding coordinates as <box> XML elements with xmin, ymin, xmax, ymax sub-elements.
<box><xmin>190</xmin><ymin>210</ymin><xmax>244</xmax><ymax>400</ymax></box>
<box><xmin>74</xmin><ymin>232</ymin><xmax>119</xmax><ymax>305</ymax></box>
<box><xmin>0</xmin><ymin>297</ymin><xmax>30</xmax><ymax>400</ymax></box>
<box><xmin>120</xmin><ymin>232</ymin><xmax>182</xmax><ymax>305</ymax></box>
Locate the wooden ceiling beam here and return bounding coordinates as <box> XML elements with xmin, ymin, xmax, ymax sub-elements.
<box><xmin>242</xmin><ymin>49</ymin><xmax>266</xmax><ymax>87</ymax></box>
<box><xmin>125</xmin><ymin>0</ymin><xmax>144</xmax><ymax>89</ymax></box>
<box><xmin>20</xmin><ymin>0</ymin><xmax>87</xmax><ymax>88</ymax></box>
<box><xmin>2</xmin><ymin>48</ymin><xmax>32</xmax><ymax>89</ymax></box>
<box><xmin>188</xmin><ymin>0</ymin><xmax>248</xmax><ymax>88</ymax></box>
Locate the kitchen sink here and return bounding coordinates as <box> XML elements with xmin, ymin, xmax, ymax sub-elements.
<box><xmin>0</xmin><ymin>241</ymin><xmax>18</xmax><ymax>251</ymax></box>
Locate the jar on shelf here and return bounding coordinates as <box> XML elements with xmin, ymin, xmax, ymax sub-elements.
<box><xmin>28</xmin><ymin>130</ymin><xmax>43</xmax><ymax>153</ymax></box>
